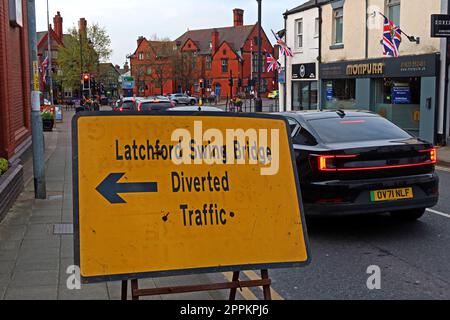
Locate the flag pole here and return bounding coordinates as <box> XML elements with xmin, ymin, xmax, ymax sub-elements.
<box><xmin>46</xmin><ymin>0</ymin><xmax>54</xmax><ymax>105</ymax></box>
<box><xmin>377</xmin><ymin>11</ymin><xmax>418</xmax><ymax>43</ymax></box>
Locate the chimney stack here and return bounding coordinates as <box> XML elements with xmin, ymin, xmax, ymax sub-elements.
<box><xmin>79</xmin><ymin>17</ymin><xmax>87</xmax><ymax>37</ymax></box>
<box><xmin>53</xmin><ymin>12</ymin><xmax>63</xmax><ymax>41</ymax></box>
<box><xmin>233</xmin><ymin>8</ymin><xmax>244</xmax><ymax>27</ymax></box>
<box><xmin>137</xmin><ymin>36</ymin><xmax>146</xmax><ymax>47</ymax></box>
<box><xmin>211</xmin><ymin>29</ymin><xmax>219</xmax><ymax>53</ymax></box>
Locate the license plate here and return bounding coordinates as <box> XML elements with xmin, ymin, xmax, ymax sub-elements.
<box><xmin>370</xmin><ymin>188</ymin><xmax>414</xmax><ymax>202</ymax></box>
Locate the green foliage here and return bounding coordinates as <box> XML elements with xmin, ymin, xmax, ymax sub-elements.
<box><xmin>41</xmin><ymin>111</ymin><xmax>54</xmax><ymax>120</ymax></box>
<box><xmin>0</xmin><ymin>158</ymin><xmax>8</xmax><ymax>175</ymax></box>
<box><xmin>55</xmin><ymin>24</ymin><xmax>112</xmax><ymax>91</ymax></box>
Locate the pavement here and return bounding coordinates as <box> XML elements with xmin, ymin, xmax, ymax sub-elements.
<box><xmin>437</xmin><ymin>146</ymin><xmax>450</xmax><ymax>168</ymax></box>
<box><xmin>0</xmin><ymin>110</ymin><xmax>255</xmax><ymax>300</ymax></box>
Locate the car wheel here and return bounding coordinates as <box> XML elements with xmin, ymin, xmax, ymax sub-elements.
<box><xmin>190</xmin><ymin>100</ymin><xmax>196</xmax><ymax>106</ymax></box>
<box><xmin>390</xmin><ymin>208</ymin><xmax>426</xmax><ymax>221</ymax></box>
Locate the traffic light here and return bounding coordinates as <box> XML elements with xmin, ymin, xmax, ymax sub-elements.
<box><xmin>199</xmin><ymin>79</ymin><xmax>204</xmax><ymax>89</ymax></box>
<box><xmin>82</xmin><ymin>73</ymin><xmax>90</xmax><ymax>90</ymax></box>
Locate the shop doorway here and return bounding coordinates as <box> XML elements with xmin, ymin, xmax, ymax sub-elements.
<box><xmin>292</xmin><ymin>81</ymin><xmax>318</xmax><ymax>111</ymax></box>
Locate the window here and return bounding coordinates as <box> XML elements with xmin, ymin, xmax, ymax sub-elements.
<box><xmin>192</xmin><ymin>57</ymin><xmax>197</xmax><ymax>70</ymax></box>
<box><xmin>206</xmin><ymin>56</ymin><xmax>212</xmax><ymax>70</ymax></box>
<box><xmin>293</xmin><ymin>127</ymin><xmax>317</xmax><ymax>146</ymax></box>
<box><xmin>373</xmin><ymin>77</ymin><xmax>420</xmax><ymax>105</ymax></box>
<box><xmin>292</xmin><ymin>81</ymin><xmax>318</xmax><ymax>111</ymax></box>
<box><xmin>221</xmin><ymin>59</ymin><xmax>228</xmax><ymax>73</ymax></box>
<box><xmin>252</xmin><ymin>53</ymin><xmax>265</xmax><ymax>73</ymax></box>
<box><xmin>315</xmin><ymin>18</ymin><xmax>320</xmax><ymax>38</ymax></box>
<box><xmin>308</xmin><ymin>116</ymin><xmax>411</xmax><ymax>144</ymax></box>
<box><xmin>387</xmin><ymin>0</ymin><xmax>400</xmax><ymax>26</ymax></box>
<box><xmin>146</xmin><ymin>67</ymin><xmax>152</xmax><ymax>75</ymax></box>
<box><xmin>286</xmin><ymin>118</ymin><xmax>300</xmax><ymax>135</ymax></box>
<box><xmin>324</xmin><ymin>79</ymin><xmax>356</xmax><ymax>110</ymax></box>
<box><xmin>333</xmin><ymin>8</ymin><xmax>344</xmax><ymax>44</ymax></box>
<box><xmin>295</xmin><ymin>19</ymin><xmax>303</xmax><ymax>49</ymax></box>
<box><xmin>138</xmin><ymin>52</ymin><xmax>144</xmax><ymax>60</ymax></box>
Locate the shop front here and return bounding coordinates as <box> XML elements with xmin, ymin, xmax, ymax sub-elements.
<box><xmin>320</xmin><ymin>54</ymin><xmax>439</xmax><ymax>143</ymax></box>
<box><xmin>291</xmin><ymin>63</ymin><xmax>318</xmax><ymax>111</ymax></box>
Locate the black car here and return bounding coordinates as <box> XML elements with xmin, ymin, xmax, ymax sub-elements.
<box><xmin>280</xmin><ymin>110</ymin><xmax>438</xmax><ymax>221</ymax></box>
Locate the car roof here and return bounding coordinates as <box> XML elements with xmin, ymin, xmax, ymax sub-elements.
<box><xmin>168</xmin><ymin>106</ymin><xmax>223</xmax><ymax>112</ymax></box>
<box><xmin>279</xmin><ymin>110</ymin><xmax>379</xmax><ymax>121</ymax></box>
<box><xmin>140</xmin><ymin>99</ymin><xmax>171</xmax><ymax>103</ymax></box>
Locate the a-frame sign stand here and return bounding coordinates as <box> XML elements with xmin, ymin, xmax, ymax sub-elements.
<box><xmin>120</xmin><ymin>270</ymin><xmax>273</xmax><ymax>300</ymax></box>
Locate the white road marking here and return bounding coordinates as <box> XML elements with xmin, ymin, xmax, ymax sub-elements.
<box><xmin>436</xmin><ymin>166</ymin><xmax>450</xmax><ymax>173</ymax></box>
<box><xmin>427</xmin><ymin>208</ymin><xmax>450</xmax><ymax>219</ymax></box>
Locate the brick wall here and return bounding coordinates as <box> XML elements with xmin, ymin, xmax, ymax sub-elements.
<box><xmin>0</xmin><ymin>0</ymin><xmax>32</xmax><ymax>160</ymax></box>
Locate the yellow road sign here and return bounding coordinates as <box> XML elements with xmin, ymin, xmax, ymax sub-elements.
<box><xmin>73</xmin><ymin>112</ymin><xmax>310</xmax><ymax>283</ymax></box>
<box><xmin>33</xmin><ymin>61</ymin><xmax>40</xmax><ymax>91</ymax></box>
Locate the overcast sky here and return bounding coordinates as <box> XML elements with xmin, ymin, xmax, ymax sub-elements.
<box><xmin>35</xmin><ymin>0</ymin><xmax>307</xmax><ymax>66</ymax></box>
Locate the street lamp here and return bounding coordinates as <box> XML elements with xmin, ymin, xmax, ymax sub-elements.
<box><xmin>255</xmin><ymin>0</ymin><xmax>263</xmax><ymax>112</ymax></box>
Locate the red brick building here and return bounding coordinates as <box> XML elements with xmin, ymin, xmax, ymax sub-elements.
<box><xmin>131</xmin><ymin>8</ymin><xmax>277</xmax><ymax>99</ymax></box>
<box><xmin>0</xmin><ymin>0</ymin><xmax>32</xmax><ymax>161</ymax></box>
<box><xmin>130</xmin><ymin>38</ymin><xmax>176</xmax><ymax>96</ymax></box>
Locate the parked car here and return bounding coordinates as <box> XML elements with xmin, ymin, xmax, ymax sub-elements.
<box><xmin>279</xmin><ymin>110</ymin><xmax>438</xmax><ymax>221</ymax></box>
<box><xmin>268</xmin><ymin>90</ymin><xmax>279</xmax><ymax>99</ymax></box>
<box><xmin>116</xmin><ymin>98</ymin><xmax>137</xmax><ymax>112</ymax></box>
<box><xmin>137</xmin><ymin>99</ymin><xmax>174</xmax><ymax>111</ymax></box>
<box><xmin>170</xmin><ymin>93</ymin><xmax>197</xmax><ymax>106</ymax></box>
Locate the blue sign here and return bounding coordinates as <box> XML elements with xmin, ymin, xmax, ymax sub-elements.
<box><xmin>326</xmin><ymin>85</ymin><xmax>333</xmax><ymax>101</ymax></box>
<box><xmin>278</xmin><ymin>70</ymin><xmax>286</xmax><ymax>84</ymax></box>
<box><xmin>392</xmin><ymin>86</ymin><xmax>411</xmax><ymax>104</ymax></box>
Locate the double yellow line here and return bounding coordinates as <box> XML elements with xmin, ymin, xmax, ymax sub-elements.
<box><xmin>222</xmin><ymin>271</ymin><xmax>284</xmax><ymax>300</ymax></box>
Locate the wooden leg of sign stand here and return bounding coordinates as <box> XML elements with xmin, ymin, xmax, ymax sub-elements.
<box><xmin>228</xmin><ymin>271</ymin><xmax>240</xmax><ymax>301</ymax></box>
<box><xmin>120</xmin><ymin>270</ymin><xmax>272</xmax><ymax>301</ymax></box>
<box><xmin>121</xmin><ymin>280</ymin><xmax>127</xmax><ymax>300</ymax></box>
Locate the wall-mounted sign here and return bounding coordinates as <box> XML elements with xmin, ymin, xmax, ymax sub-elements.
<box><xmin>9</xmin><ymin>0</ymin><xmax>23</xmax><ymax>27</ymax></box>
<box><xmin>292</xmin><ymin>63</ymin><xmax>316</xmax><ymax>80</ymax></box>
<box><xmin>431</xmin><ymin>14</ymin><xmax>450</xmax><ymax>38</ymax></box>
<box><xmin>320</xmin><ymin>54</ymin><xmax>438</xmax><ymax>79</ymax></box>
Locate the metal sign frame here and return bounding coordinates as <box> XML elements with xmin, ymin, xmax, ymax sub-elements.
<box><xmin>72</xmin><ymin>111</ymin><xmax>311</xmax><ymax>284</ymax></box>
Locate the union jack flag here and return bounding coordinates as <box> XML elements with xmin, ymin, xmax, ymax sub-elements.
<box><xmin>265</xmin><ymin>52</ymin><xmax>281</xmax><ymax>73</ymax></box>
<box><xmin>271</xmin><ymin>30</ymin><xmax>293</xmax><ymax>57</ymax></box>
<box><xmin>382</xmin><ymin>16</ymin><xmax>402</xmax><ymax>57</ymax></box>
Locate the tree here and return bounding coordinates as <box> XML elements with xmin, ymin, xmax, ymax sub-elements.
<box><xmin>171</xmin><ymin>51</ymin><xmax>197</xmax><ymax>93</ymax></box>
<box><xmin>55</xmin><ymin>24</ymin><xmax>112</xmax><ymax>93</ymax></box>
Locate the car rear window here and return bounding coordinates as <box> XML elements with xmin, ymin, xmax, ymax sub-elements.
<box><xmin>122</xmin><ymin>101</ymin><xmax>135</xmax><ymax>109</ymax></box>
<box><xmin>141</xmin><ymin>102</ymin><xmax>171</xmax><ymax>110</ymax></box>
<box><xmin>308</xmin><ymin>116</ymin><xmax>412</xmax><ymax>143</ymax></box>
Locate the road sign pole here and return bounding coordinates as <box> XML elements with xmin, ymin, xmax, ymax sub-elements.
<box><xmin>27</xmin><ymin>0</ymin><xmax>47</xmax><ymax>199</ymax></box>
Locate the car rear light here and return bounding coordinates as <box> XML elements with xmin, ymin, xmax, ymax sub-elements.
<box><xmin>315</xmin><ymin>148</ymin><xmax>437</xmax><ymax>172</ymax></box>
<box><xmin>119</xmin><ymin>107</ymin><xmax>123</xmax><ymax>112</ymax></box>
<box><xmin>419</xmin><ymin>148</ymin><xmax>437</xmax><ymax>164</ymax></box>
<box><xmin>138</xmin><ymin>105</ymin><xmax>141</xmax><ymax>112</ymax></box>
<box><xmin>316</xmin><ymin>154</ymin><xmax>359</xmax><ymax>172</ymax></box>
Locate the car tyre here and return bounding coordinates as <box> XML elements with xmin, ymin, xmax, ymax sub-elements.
<box><xmin>390</xmin><ymin>208</ymin><xmax>426</xmax><ymax>221</ymax></box>
<box><xmin>190</xmin><ymin>100</ymin><xmax>196</xmax><ymax>106</ymax></box>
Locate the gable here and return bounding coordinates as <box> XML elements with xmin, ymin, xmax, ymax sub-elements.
<box><xmin>212</xmin><ymin>42</ymin><xmax>239</xmax><ymax>60</ymax></box>
<box><xmin>181</xmin><ymin>38</ymin><xmax>199</xmax><ymax>52</ymax></box>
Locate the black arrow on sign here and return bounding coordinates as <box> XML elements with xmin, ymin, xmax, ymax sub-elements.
<box><xmin>96</xmin><ymin>173</ymin><xmax>158</xmax><ymax>204</ymax></box>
